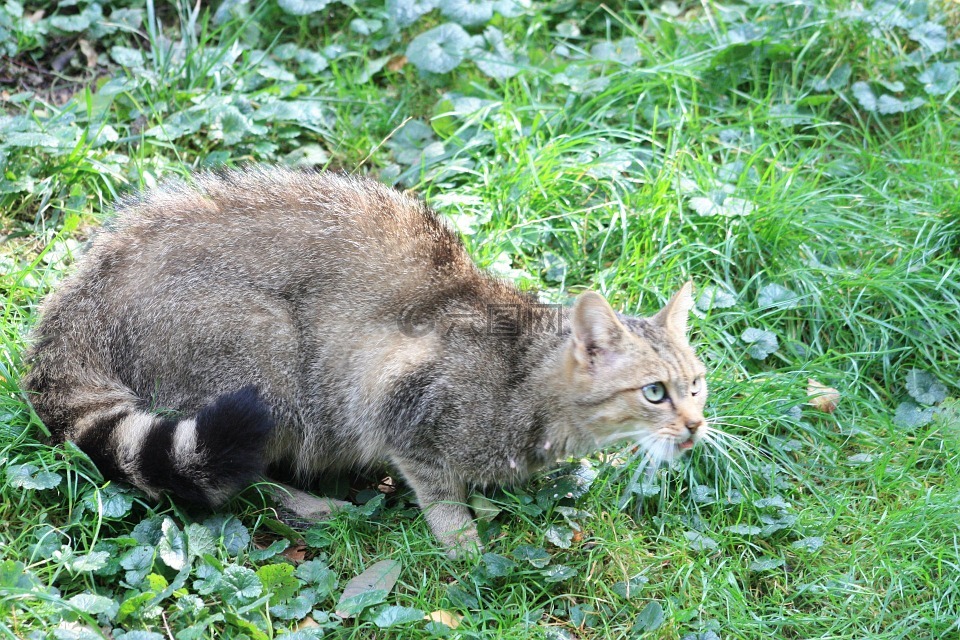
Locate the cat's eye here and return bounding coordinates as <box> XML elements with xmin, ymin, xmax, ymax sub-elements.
<box><xmin>691</xmin><ymin>377</ymin><xmax>702</xmax><ymax>396</ymax></box>
<box><xmin>641</xmin><ymin>382</ymin><xmax>667</xmax><ymax>404</ymax></box>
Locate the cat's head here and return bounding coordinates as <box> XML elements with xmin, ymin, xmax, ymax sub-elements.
<box><xmin>563</xmin><ymin>282</ymin><xmax>709</xmax><ymax>463</ymax></box>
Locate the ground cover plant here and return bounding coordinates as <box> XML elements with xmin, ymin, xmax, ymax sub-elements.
<box><xmin>1</xmin><ymin>0</ymin><xmax>958</xmax><ymax>637</ymax></box>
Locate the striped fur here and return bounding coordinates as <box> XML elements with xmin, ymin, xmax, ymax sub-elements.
<box><xmin>22</xmin><ymin>167</ymin><xmax>708</xmax><ymax>555</ymax></box>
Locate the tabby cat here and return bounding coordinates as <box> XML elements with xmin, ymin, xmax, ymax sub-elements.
<box><xmin>23</xmin><ymin>167</ymin><xmax>709</xmax><ymax>555</ymax></box>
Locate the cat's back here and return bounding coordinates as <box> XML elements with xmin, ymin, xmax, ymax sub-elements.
<box><xmin>88</xmin><ymin>167</ymin><xmax>474</xmax><ymax>292</ymax></box>
<box><xmin>34</xmin><ymin>167</ymin><xmax>489</xmax><ymax>376</ymax></box>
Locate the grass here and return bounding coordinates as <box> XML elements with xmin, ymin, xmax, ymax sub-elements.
<box><xmin>1</xmin><ymin>0</ymin><xmax>958</xmax><ymax>638</ymax></box>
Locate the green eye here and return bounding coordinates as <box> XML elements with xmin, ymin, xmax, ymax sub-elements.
<box><xmin>691</xmin><ymin>377</ymin><xmax>702</xmax><ymax>395</ymax></box>
<box><xmin>642</xmin><ymin>382</ymin><xmax>667</xmax><ymax>404</ymax></box>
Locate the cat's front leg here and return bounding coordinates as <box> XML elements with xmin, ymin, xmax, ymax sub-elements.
<box><xmin>392</xmin><ymin>458</ymin><xmax>482</xmax><ymax>559</ymax></box>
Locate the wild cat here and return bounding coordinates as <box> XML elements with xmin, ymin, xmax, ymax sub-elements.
<box><xmin>22</xmin><ymin>167</ymin><xmax>709</xmax><ymax>555</ymax></box>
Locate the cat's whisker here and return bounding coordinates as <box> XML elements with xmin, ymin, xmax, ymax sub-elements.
<box><xmin>700</xmin><ymin>423</ymin><xmax>752</xmax><ymax>445</ymax></box>
<box><xmin>701</xmin><ymin>439</ymin><xmax>756</xmax><ymax>476</ymax></box>
<box><xmin>652</xmin><ymin>436</ymin><xmax>674</xmax><ymax>467</ymax></box>
<box><xmin>631</xmin><ymin>432</ymin><xmax>671</xmax><ymax>469</ymax></box>
<box><xmin>703</xmin><ymin>427</ymin><xmax>749</xmax><ymax>446</ymax></box>
<box><xmin>705</xmin><ymin>429</ymin><xmax>762</xmax><ymax>456</ymax></box>
<box><xmin>700</xmin><ymin>434</ymin><xmax>753</xmax><ymax>478</ymax></box>
<box><xmin>643</xmin><ymin>463</ymin><xmax>658</xmax><ymax>483</ymax></box>
<box><xmin>706</xmin><ymin>419</ymin><xmax>768</xmax><ymax>437</ymax></box>
<box><xmin>707</xmin><ymin>421</ymin><xmax>759</xmax><ymax>432</ymax></box>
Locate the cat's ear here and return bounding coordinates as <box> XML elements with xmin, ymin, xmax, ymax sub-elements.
<box><xmin>571</xmin><ymin>292</ymin><xmax>626</xmax><ymax>366</ymax></box>
<box><xmin>652</xmin><ymin>281</ymin><xmax>694</xmax><ymax>336</ymax></box>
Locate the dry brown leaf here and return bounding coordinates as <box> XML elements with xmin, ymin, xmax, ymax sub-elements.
<box><xmin>78</xmin><ymin>40</ymin><xmax>97</xmax><ymax>68</ymax></box>
<box><xmin>377</xmin><ymin>476</ymin><xmax>396</xmax><ymax>493</ymax></box>
<box><xmin>386</xmin><ymin>55</ymin><xmax>408</xmax><ymax>72</ymax></box>
<box><xmin>336</xmin><ymin>559</ymin><xmax>402</xmax><ymax>618</ymax></box>
<box><xmin>425</xmin><ymin>610</ymin><xmax>462</xmax><ymax>629</ymax></box>
<box><xmin>282</xmin><ymin>543</ymin><xmax>308</xmax><ymax>563</ymax></box>
<box><xmin>807</xmin><ymin>378</ymin><xmax>840</xmax><ymax>413</ymax></box>
<box><xmin>297</xmin><ymin>616</ymin><xmax>320</xmax><ymax>629</ymax></box>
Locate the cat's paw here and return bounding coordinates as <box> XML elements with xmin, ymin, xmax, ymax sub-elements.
<box><xmin>443</xmin><ymin>529</ymin><xmax>484</xmax><ymax>560</ymax></box>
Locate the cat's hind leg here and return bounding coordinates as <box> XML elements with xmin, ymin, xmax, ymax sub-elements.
<box><xmin>266</xmin><ymin>482</ymin><xmax>351</xmax><ymax>520</ymax></box>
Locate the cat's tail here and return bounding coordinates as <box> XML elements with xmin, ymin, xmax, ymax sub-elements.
<box><xmin>29</xmin><ymin>381</ymin><xmax>275</xmax><ymax>507</ymax></box>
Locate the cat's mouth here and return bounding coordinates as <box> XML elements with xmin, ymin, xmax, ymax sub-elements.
<box><xmin>677</xmin><ymin>438</ymin><xmax>695</xmax><ymax>451</ymax></box>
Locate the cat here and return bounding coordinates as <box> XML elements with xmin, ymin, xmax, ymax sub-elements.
<box><xmin>22</xmin><ymin>167</ymin><xmax>709</xmax><ymax>556</ymax></box>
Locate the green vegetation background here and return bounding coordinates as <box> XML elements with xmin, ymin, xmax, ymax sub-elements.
<box><xmin>0</xmin><ymin>0</ymin><xmax>958</xmax><ymax>638</ymax></box>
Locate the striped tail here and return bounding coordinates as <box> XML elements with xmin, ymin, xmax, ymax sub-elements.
<box><xmin>69</xmin><ymin>386</ymin><xmax>275</xmax><ymax>506</ymax></box>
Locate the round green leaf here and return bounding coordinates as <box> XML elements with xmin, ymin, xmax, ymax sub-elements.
<box><xmin>754</xmin><ymin>495</ymin><xmax>790</xmax><ymax>509</ymax></box>
<box><xmin>110</xmin><ymin>45</ymin><xmax>144</xmax><ymax>68</ymax></box>
<box><xmin>119</xmin><ymin>546</ymin><xmax>155</xmax><ymax>588</ymax></box>
<box><xmin>387</xmin><ymin>0</ymin><xmax>437</xmax><ymax>27</ymax></box>
<box><xmin>894</xmin><ymin>401</ymin><xmax>936</xmax><ymax>429</ymax></box>
<box><xmin>116</xmin><ymin>632</ymin><xmax>164</xmax><ymax>640</ymax></box>
<box><xmin>7</xmin><ymin>464</ymin><xmax>62</xmax><ymax>490</ymax></box>
<box><xmin>158</xmin><ymin>517</ymin><xmax>187</xmax><ymax>571</ymax></box>
<box><xmin>749</xmin><ymin>556</ymin><xmax>785</xmax><ymax>572</ymax></box>
<box><xmin>684</xmin><ymin>531</ymin><xmax>718</xmax><ymax>552</ymax></box>
<box><xmin>203</xmin><ymin>515</ymin><xmax>250</xmax><ymax>555</ymax></box>
<box><xmin>877</xmin><ymin>95</ymin><xmax>925</xmax><ymax>114</ymax></box>
<box><xmin>909</xmin><ymin>22</ymin><xmax>947</xmax><ymax>53</ymax></box>
<box><xmin>373</xmin><ymin>605</ymin><xmax>426</xmax><ymax>628</ymax></box>
<box><xmin>812</xmin><ymin>63</ymin><xmax>851</xmax><ymax>92</ymax></box>
<box><xmin>492</xmin><ymin>0</ymin><xmax>529</xmax><ymax>17</ymax></box>
<box><xmin>406</xmin><ymin>23</ymin><xmax>472</xmax><ymax>74</ymax></box>
<box><xmin>68</xmin><ymin>593</ymin><xmax>118</xmax><ymax>616</ymax></box>
<box><xmin>725</xmin><ymin>524</ymin><xmax>762</xmax><ymax>536</ymax></box>
<box><xmin>919</xmin><ymin>62</ymin><xmax>959</xmax><ymax>96</ymax></box>
<box><xmin>220</xmin><ymin>564</ymin><xmax>262</xmax><ymax>605</ymax></box>
<box><xmin>482</xmin><ymin>552</ymin><xmax>517</xmax><ymax>577</ymax></box>
<box><xmin>514</xmin><ymin>544</ymin><xmax>551</xmax><ymax>568</ymax></box>
<box><xmin>590</xmin><ymin>37</ymin><xmax>641</xmax><ymax>65</ymax></box>
<box><xmin>905</xmin><ymin>369</ymin><xmax>947</xmax><ymax>405</ymax></box>
<box><xmin>852</xmin><ymin>81</ymin><xmax>877</xmax><ymax>112</ymax></box>
<box><xmin>270</xmin><ymin>594</ymin><xmax>315</xmax><ymax>620</ymax></box>
<box><xmin>688</xmin><ymin>194</ymin><xmax>754</xmax><ymax>217</ymax></box>
<box><xmin>633</xmin><ymin>600</ymin><xmax>665</xmax><ymax>632</ymax></box>
<box><xmin>441</xmin><ymin>0</ymin><xmax>493</xmax><ymax>26</ymax></box>
<box><xmin>50</xmin><ymin>13</ymin><xmax>92</xmax><ymax>32</ymax></box>
<box><xmin>256</xmin><ymin>563</ymin><xmax>299</xmax><ymax>605</ymax></box>
<box><xmin>68</xmin><ymin>551</ymin><xmax>111</xmax><ymax>572</ymax></box>
<box><xmin>83</xmin><ymin>485</ymin><xmax>133</xmax><ymax>518</ymax></box>
<box><xmin>757</xmin><ymin>283</ymin><xmax>799</xmax><ymax>309</ymax></box>
<box><xmin>471</xmin><ymin>26</ymin><xmax>518</xmax><ymax>80</ymax></box>
<box><xmin>3</xmin><ymin>132</ymin><xmax>63</xmax><ymax>149</ymax></box>
<box><xmin>741</xmin><ymin>327</ymin><xmax>778</xmax><ymax>360</ymax></box>
<box><xmin>696</xmin><ymin>286</ymin><xmax>737</xmax><ymax>311</ymax></box>
<box><xmin>277</xmin><ymin>0</ymin><xmax>335</xmax><ymax>16</ymax></box>
<box><xmin>612</xmin><ymin>574</ymin><xmax>649</xmax><ymax>599</ymax></box>
<box><xmin>792</xmin><ymin>536</ymin><xmax>825</xmax><ymax>552</ymax></box>
<box><xmin>295</xmin><ymin>559</ymin><xmax>338</xmax><ymax>596</ymax></box>
<box><xmin>541</xmin><ymin>564</ymin><xmax>577</xmax><ymax>582</ymax></box>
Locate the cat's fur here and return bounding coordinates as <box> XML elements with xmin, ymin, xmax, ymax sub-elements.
<box><xmin>22</xmin><ymin>167</ymin><xmax>709</xmax><ymax>553</ymax></box>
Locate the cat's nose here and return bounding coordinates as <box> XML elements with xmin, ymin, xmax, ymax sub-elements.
<box><xmin>685</xmin><ymin>418</ymin><xmax>704</xmax><ymax>433</ymax></box>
